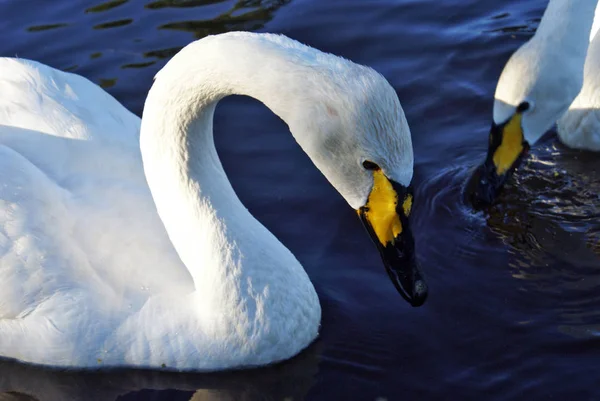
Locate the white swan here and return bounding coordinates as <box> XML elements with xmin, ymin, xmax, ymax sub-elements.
<box><xmin>0</xmin><ymin>32</ymin><xmax>426</xmax><ymax>371</ymax></box>
<box><xmin>470</xmin><ymin>0</ymin><xmax>600</xmax><ymax>206</ymax></box>
<box><xmin>557</xmin><ymin>6</ymin><xmax>600</xmax><ymax>151</ymax></box>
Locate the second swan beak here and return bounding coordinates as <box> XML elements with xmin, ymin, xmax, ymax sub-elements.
<box><xmin>357</xmin><ymin>169</ymin><xmax>428</xmax><ymax>307</ymax></box>
<box><xmin>469</xmin><ymin>110</ymin><xmax>530</xmax><ymax>209</ymax></box>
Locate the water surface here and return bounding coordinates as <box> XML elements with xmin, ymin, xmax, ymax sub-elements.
<box><xmin>1</xmin><ymin>0</ymin><xmax>599</xmax><ymax>399</ymax></box>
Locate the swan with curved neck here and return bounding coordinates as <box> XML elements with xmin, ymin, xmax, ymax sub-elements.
<box><xmin>0</xmin><ymin>32</ymin><xmax>425</xmax><ymax>371</ymax></box>
<box><xmin>470</xmin><ymin>0</ymin><xmax>600</xmax><ymax>207</ymax></box>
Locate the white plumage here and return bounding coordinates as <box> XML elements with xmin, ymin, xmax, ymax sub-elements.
<box><xmin>0</xmin><ymin>32</ymin><xmax>414</xmax><ymax>370</ymax></box>
<box><xmin>494</xmin><ymin>0</ymin><xmax>600</xmax><ymax>151</ymax></box>
<box><xmin>557</xmin><ymin>1</ymin><xmax>600</xmax><ymax>151</ymax></box>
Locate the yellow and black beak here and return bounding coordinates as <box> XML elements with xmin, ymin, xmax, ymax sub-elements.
<box><xmin>358</xmin><ymin>168</ymin><xmax>427</xmax><ymax>307</ymax></box>
<box><xmin>468</xmin><ymin>111</ymin><xmax>530</xmax><ymax>209</ymax></box>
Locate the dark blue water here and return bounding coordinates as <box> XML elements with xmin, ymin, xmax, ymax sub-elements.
<box><xmin>1</xmin><ymin>0</ymin><xmax>600</xmax><ymax>400</ymax></box>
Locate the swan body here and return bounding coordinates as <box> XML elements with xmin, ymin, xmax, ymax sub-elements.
<box><xmin>557</xmin><ymin>9</ymin><xmax>600</xmax><ymax>151</ymax></box>
<box><xmin>0</xmin><ymin>32</ymin><xmax>417</xmax><ymax>370</ymax></box>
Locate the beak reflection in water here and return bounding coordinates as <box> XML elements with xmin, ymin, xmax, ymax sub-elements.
<box><xmin>469</xmin><ymin>103</ymin><xmax>531</xmax><ymax>209</ymax></box>
<box><xmin>357</xmin><ymin>165</ymin><xmax>427</xmax><ymax>307</ymax></box>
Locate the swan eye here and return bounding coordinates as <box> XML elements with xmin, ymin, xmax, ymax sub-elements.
<box><xmin>362</xmin><ymin>160</ymin><xmax>380</xmax><ymax>171</ymax></box>
<box><xmin>517</xmin><ymin>101</ymin><xmax>530</xmax><ymax>113</ymax></box>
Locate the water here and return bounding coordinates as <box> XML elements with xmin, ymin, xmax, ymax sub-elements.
<box><xmin>1</xmin><ymin>0</ymin><xmax>599</xmax><ymax>399</ymax></box>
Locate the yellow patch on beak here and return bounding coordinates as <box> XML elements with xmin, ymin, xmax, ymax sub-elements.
<box><xmin>493</xmin><ymin>113</ymin><xmax>524</xmax><ymax>175</ymax></box>
<box><xmin>362</xmin><ymin>170</ymin><xmax>403</xmax><ymax>246</ymax></box>
<box><xmin>402</xmin><ymin>194</ymin><xmax>413</xmax><ymax>217</ymax></box>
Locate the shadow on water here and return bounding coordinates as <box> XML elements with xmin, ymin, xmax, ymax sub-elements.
<box><xmin>0</xmin><ymin>341</ymin><xmax>322</xmax><ymax>401</ymax></box>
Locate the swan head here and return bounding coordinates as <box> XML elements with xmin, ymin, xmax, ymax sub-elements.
<box><xmin>469</xmin><ymin>38</ymin><xmax>585</xmax><ymax>208</ymax></box>
<box><xmin>286</xmin><ymin>62</ymin><xmax>427</xmax><ymax>307</ymax></box>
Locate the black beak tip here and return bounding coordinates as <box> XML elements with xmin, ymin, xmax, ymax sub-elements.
<box><xmin>470</xmin><ymin>184</ymin><xmax>495</xmax><ymax>210</ymax></box>
<box><xmin>465</xmin><ymin>163</ymin><xmax>497</xmax><ymax>209</ymax></box>
<box><xmin>409</xmin><ymin>279</ymin><xmax>428</xmax><ymax>307</ymax></box>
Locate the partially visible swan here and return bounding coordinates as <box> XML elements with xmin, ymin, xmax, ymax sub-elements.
<box><xmin>557</xmin><ymin>9</ymin><xmax>600</xmax><ymax>151</ymax></box>
<box><xmin>470</xmin><ymin>0</ymin><xmax>600</xmax><ymax>206</ymax></box>
<box><xmin>0</xmin><ymin>32</ymin><xmax>426</xmax><ymax>371</ymax></box>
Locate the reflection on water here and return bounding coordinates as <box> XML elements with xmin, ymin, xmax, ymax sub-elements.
<box><xmin>484</xmin><ymin>18</ymin><xmax>540</xmax><ymax>35</ymax></box>
<box><xmin>146</xmin><ymin>0</ymin><xmax>230</xmax><ymax>9</ymax></box>
<box><xmin>159</xmin><ymin>0</ymin><xmax>292</xmax><ymax>38</ymax></box>
<box><xmin>85</xmin><ymin>0</ymin><xmax>129</xmax><ymax>13</ymax></box>
<box><xmin>93</xmin><ymin>19</ymin><xmax>133</xmax><ymax>29</ymax></box>
<box><xmin>0</xmin><ymin>342</ymin><xmax>321</xmax><ymax>401</ymax></box>
<box><xmin>20</xmin><ymin>0</ymin><xmax>291</xmax><ymax>98</ymax></box>
<box><xmin>484</xmin><ymin>136</ymin><xmax>600</xmax><ymax>338</ymax></box>
<box><xmin>99</xmin><ymin>77</ymin><xmax>117</xmax><ymax>88</ymax></box>
<box><xmin>483</xmin><ymin>3</ymin><xmax>542</xmax><ymax>36</ymax></box>
<box><xmin>420</xmin><ymin>131</ymin><xmax>600</xmax><ymax>339</ymax></box>
<box><xmin>147</xmin><ymin>0</ymin><xmax>291</xmax><ymax>60</ymax></box>
<box><xmin>488</xmin><ymin>138</ymin><xmax>600</xmax><ymax>256</ymax></box>
<box><xmin>27</xmin><ymin>24</ymin><xmax>69</xmax><ymax>32</ymax></box>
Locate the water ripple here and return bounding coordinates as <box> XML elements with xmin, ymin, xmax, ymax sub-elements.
<box><xmin>85</xmin><ymin>0</ymin><xmax>129</xmax><ymax>14</ymax></box>
<box><xmin>472</xmin><ymin>138</ymin><xmax>600</xmax><ymax>337</ymax></box>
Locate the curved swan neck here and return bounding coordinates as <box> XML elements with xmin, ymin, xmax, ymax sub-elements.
<box><xmin>152</xmin><ymin>33</ymin><xmax>306</xmax><ymax>124</ymax></box>
<box><xmin>139</xmin><ymin>33</ymin><xmax>308</xmax><ymax>289</ymax></box>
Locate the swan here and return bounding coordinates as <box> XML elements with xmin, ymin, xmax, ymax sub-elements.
<box><xmin>469</xmin><ymin>0</ymin><xmax>600</xmax><ymax>206</ymax></box>
<box><xmin>0</xmin><ymin>32</ymin><xmax>426</xmax><ymax>371</ymax></box>
<box><xmin>557</xmin><ymin>7</ymin><xmax>600</xmax><ymax>151</ymax></box>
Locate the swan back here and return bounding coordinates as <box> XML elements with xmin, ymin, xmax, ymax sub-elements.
<box><xmin>557</xmin><ymin>22</ymin><xmax>600</xmax><ymax>150</ymax></box>
<box><xmin>0</xmin><ymin>58</ymin><xmax>139</xmax><ymax>143</ymax></box>
<box><xmin>0</xmin><ymin>58</ymin><xmax>194</xmax><ymax>366</ymax></box>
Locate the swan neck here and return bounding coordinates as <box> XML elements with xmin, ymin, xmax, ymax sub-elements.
<box><xmin>139</xmin><ymin>35</ymin><xmax>305</xmax><ymax>288</ymax></box>
<box><xmin>535</xmin><ymin>0</ymin><xmax>598</xmax><ymax>51</ymax></box>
